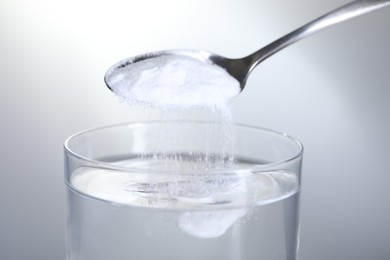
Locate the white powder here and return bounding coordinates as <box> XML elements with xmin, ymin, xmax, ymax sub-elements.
<box><xmin>102</xmin><ymin>53</ymin><xmax>245</xmax><ymax>238</ymax></box>
<box><xmin>106</xmin><ymin>55</ymin><xmax>240</xmax><ymax>108</ymax></box>
<box><xmin>178</xmin><ymin>209</ymin><xmax>247</xmax><ymax>238</ymax></box>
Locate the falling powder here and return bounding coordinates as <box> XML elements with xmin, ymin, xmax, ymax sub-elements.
<box><xmin>101</xmin><ymin>52</ymin><xmax>246</xmax><ymax>238</ymax></box>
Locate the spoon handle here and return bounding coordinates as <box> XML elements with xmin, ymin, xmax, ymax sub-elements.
<box><xmin>247</xmin><ymin>0</ymin><xmax>390</xmax><ymax>71</ymax></box>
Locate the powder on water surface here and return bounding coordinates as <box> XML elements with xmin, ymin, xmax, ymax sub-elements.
<box><xmin>106</xmin><ymin>54</ymin><xmax>240</xmax><ymax>108</ymax></box>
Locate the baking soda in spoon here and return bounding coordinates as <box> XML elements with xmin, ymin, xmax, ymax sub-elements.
<box><xmin>106</xmin><ymin>55</ymin><xmax>240</xmax><ymax>108</ymax></box>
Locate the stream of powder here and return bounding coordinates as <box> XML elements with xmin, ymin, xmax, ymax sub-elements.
<box><xmin>105</xmin><ymin>53</ymin><xmax>244</xmax><ymax>238</ymax></box>
<box><xmin>106</xmin><ymin>53</ymin><xmax>240</xmax><ymax>168</ymax></box>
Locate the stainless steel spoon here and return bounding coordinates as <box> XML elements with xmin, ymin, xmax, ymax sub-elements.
<box><xmin>105</xmin><ymin>0</ymin><xmax>390</xmax><ymax>92</ymax></box>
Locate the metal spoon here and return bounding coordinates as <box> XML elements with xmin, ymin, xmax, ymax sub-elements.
<box><xmin>105</xmin><ymin>0</ymin><xmax>390</xmax><ymax>92</ymax></box>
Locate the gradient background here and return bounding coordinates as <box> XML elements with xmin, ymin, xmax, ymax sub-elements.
<box><xmin>1</xmin><ymin>0</ymin><xmax>389</xmax><ymax>259</ymax></box>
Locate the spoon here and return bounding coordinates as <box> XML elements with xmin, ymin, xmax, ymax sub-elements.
<box><xmin>105</xmin><ymin>0</ymin><xmax>390</xmax><ymax>92</ymax></box>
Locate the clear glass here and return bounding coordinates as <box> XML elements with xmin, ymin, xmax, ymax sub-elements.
<box><xmin>64</xmin><ymin>121</ymin><xmax>303</xmax><ymax>260</ymax></box>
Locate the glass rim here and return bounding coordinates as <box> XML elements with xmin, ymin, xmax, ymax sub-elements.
<box><xmin>64</xmin><ymin>120</ymin><xmax>304</xmax><ymax>174</ymax></box>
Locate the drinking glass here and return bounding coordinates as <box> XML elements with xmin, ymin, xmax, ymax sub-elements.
<box><xmin>64</xmin><ymin>121</ymin><xmax>303</xmax><ymax>260</ymax></box>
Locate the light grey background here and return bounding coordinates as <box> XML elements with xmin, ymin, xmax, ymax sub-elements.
<box><xmin>1</xmin><ymin>0</ymin><xmax>389</xmax><ymax>259</ymax></box>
